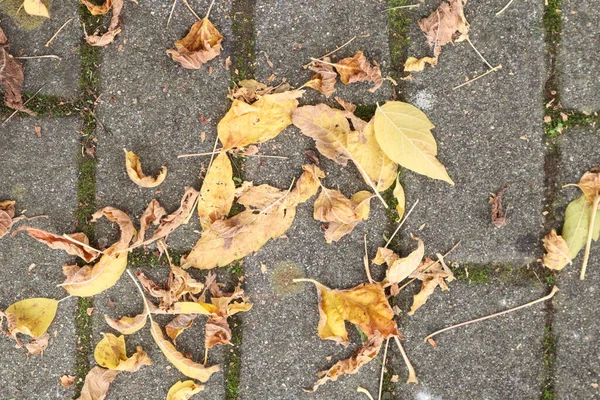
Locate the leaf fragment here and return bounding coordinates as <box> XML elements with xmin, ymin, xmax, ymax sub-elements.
<box><xmin>419</xmin><ymin>0</ymin><xmax>469</xmax><ymax>57</ymax></box>
<box><xmin>167</xmin><ymin>380</ymin><xmax>205</xmax><ymax>400</ymax></box>
<box><xmin>542</xmin><ymin>230</ymin><xmax>572</xmax><ymax>271</ymax></box>
<box><xmin>404</xmin><ymin>56</ymin><xmax>437</xmax><ymax>72</ymax></box>
<box><xmin>60</xmin><ymin>374</ymin><xmax>76</xmax><ymax>387</ymax></box>
<box><xmin>333</xmin><ymin>51</ymin><xmax>382</xmax><ymax>93</ymax></box>
<box><xmin>314</xmin><ymin>188</ymin><xmax>373</xmax><ymax>243</ymax></box>
<box><xmin>0</xmin><ymin>200</ymin><xmax>24</xmax><ymax>239</ymax></box>
<box><xmin>489</xmin><ymin>185</ymin><xmax>509</xmax><ymax>228</ymax></box>
<box><xmin>94</xmin><ymin>333</ymin><xmax>152</xmax><ymax>372</ymax></box>
<box><xmin>25</xmin><ymin>332</ymin><xmax>49</xmax><ymax>355</ymax></box>
<box><xmin>374</xmin><ymin>235</ymin><xmax>424</xmax><ymax>286</ymax></box>
<box><xmin>393</xmin><ymin>176</ymin><xmax>405</xmax><ymax>220</ymax></box>
<box><xmin>408</xmin><ymin>256</ymin><xmax>455</xmax><ymax>315</ymax></box>
<box><xmin>77</xmin><ymin>366</ymin><xmax>120</xmax><ymax>400</ymax></box>
<box><xmin>166</xmin><ymin>314</ymin><xmax>198</xmax><ymax>342</ymax></box>
<box><xmin>305</xmin><ymin>57</ymin><xmax>337</xmax><ymax>98</ymax></box>
<box><xmin>576</xmin><ymin>169</ymin><xmax>600</xmax><ymax>206</ymax></box>
<box><xmin>167</xmin><ymin>18</ymin><xmax>223</xmax><ymax>69</ymax></box>
<box><xmin>81</xmin><ymin>0</ymin><xmax>112</xmax><ymax>15</ymax></box>
<box><xmin>133</xmin><ymin>199</ymin><xmax>167</xmax><ymax>247</ymax></box>
<box><xmin>104</xmin><ymin>312</ymin><xmax>148</xmax><ymax>335</ymax></box>
<box><xmin>0</xmin><ymin>28</ymin><xmax>35</xmax><ymax>115</ymax></box>
<box><xmin>197</xmin><ymin>151</ymin><xmax>235</xmax><ymax>229</ymax></box>
<box><xmin>124</xmin><ymin>150</ymin><xmax>167</xmax><ymax>188</ymax></box>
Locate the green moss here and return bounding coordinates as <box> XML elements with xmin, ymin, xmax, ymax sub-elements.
<box><xmin>387</xmin><ymin>0</ymin><xmax>412</xmax><ymax>81</ymax></box>
<box><xmin>453</xmin><ymin>263</ymin><xmax>538</xmax><ymax>284</ymax></box>
<box><xmin>354</xmin><ymin>105</ymin><xmax>377</xmax><ymax>122</ymax></box>
<box><xmin>0</xmin><ymin>0</ymin><xmax>52</xmax><ymax>30</ymax></box>
<box><xmin>541</xmin><ymin>325</ymin><xmax>556</xmax><ymax>400</ymax></box>
<box><xmin>128</xmin><ymin>248</ymin><xmax>185</xmax><ymax>267</ymax></box>
<box><xmin>73</xmin><ymin>297</ymin><xmax>93</xmax><ymax>398</ymax></box>
<box><xmin>224</xmin><ymin>262</ymin><xmax>246</xmax><ymax>400</ymax></box>
<box><xmin>227</xmin><ymin>261</ymin><xmax>244</xmax><ymax>276</ymax></box>
<box><xmin>231</xmin><ymin>0</ymin><xmax>256</xmax><ymax>80</ymax></box>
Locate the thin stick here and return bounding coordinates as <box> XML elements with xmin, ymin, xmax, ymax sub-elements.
<box><xmin>357</xmin><ymin>387</ymin><xmax>375</xmax><ymax>400</ymax></box>
<box><xmin>3</xmin><ymin>85</ymin><xmax>46</xmax><ymax>124</ymax></box>
<box><xmin>397</xmin><ymin>241</ymin><xmax>461</xmax><ymax>292</ymax></box>
<box><xmin>580</xmin><ymin>194</ymin><xmax>600</xmax><ymax>280</ymax></box>
<box><xmin>167</xmin><ymin>0</ymin><xmax>177</xmax><ymax>26</ymax></box>
<box><xmin>207</xmin><ymin>135</ymin><xmax>220</xmax><ymax>175</ymax></box>
<box><xmin>384</xmin><ymin>199</ymin><xmax>419</xmax><ymax>248</ymax></box>
<box><xmin>378</xmin><ymin>337</ymin><xmax>390</xmax><ymax>400</ymax></box>
<box><xmin>453</xmin><ymin>65</ymin><xmax>502</xmax><ymax>90</ymax></box>
<box><xmin>466</xmin><ymin>37</ymin><xmax>493</xmax><ymax>69</ymax></box>
<box><xmin>364</xmin><ymin>235</ymin><xmax>374</xmax><ymax>284</ymax></box>
<box><xmin>15</xmin><ymin>55</ymin><xmax>62</xmax><ymax>60</ymax></box>
<box><xmin>45</xmin><ymin>18</ymin><xmax>74</xmax><ymax>47</ymax></box>
<box><xmin>246</xmin><ymin>154</ymin><xmax>289</xmax><ymax>160</ymax></box>
<box><xmin>58</xmin><ymin>295</ymin><xmax>73</xmax><ymax>304</ymax></box>
<box><xmin>303</xmin><ymin>36</ymin><xmax>356</xmax><ymax>68</ymax></box>
<box><xmin>394</xmin><ymin>336</ymin><xmax>418</xmax><ymax>383</ymax></box>
<box><xmin>61</xmin><ymin>234</ymin><xmax>104</xmax><ymax>255</ymax></box>
<box><xmin>203</xmin><ymin>346</ymin><xmax>209</xmax><ymax>365</ymax></box>
<box><xmin>204</xmin><ymin>0</ymin><xmax>216</xmax><ymax>19</ymax></box>
<box><xmin>182</xmin><ymin>0</ymin><xmax>201</xmax><ymax>20</ymax></box>
<box><xmin>178</xmin><ymin>150</ymin><xmax>222</xmax><ymax>158</ymax></box>
<box><xmin>424</xmin><ymin>286</ymin><xmax>559</xmax><ymax>342</ymax></box>
<box><xmin>496</xmin><ymin>0</ymin><xmax>516</xmax><ymax>15</ymax></box>
<box><xmin>386</xmin><ymin>4</ymin><xmax>420</xmax><ymax>11</ymax></box>
<box><xmin>309</xmin><ymin>58</ymin><xmax>339</xmax><ymax>68</ymax></box>
<box><xmin>126</xmin><ymin>270</ymin><xmax>154</xmax><ymax>322</ymax></box>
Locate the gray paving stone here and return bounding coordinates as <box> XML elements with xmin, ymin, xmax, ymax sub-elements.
<box><xmin>95</xmin><ymin>0</ymin><xmax>233</xmax><ymax>249</ymax></box>
<box><xmin>254</xmin><ymin>0</ymin><xmax>392</xmax><ymax>105</ymax></box>
<box><xmin>0</xmin><ymin>117</ymin><xmax>80</xmax><ymax>399</ymax></box>
<box><xmin>91</xmin><ymin>266</ymin><xmax>226</xmax><ymax>400</ymax></box>
<box><xmin>558</xmin><ymin>0</ymin><xmax>600</xmax><ymax>113</ymax></box>
<box><xmin>554</xmin><ymin>126</ymin><xmax>600</xmax><ymax>399</ymax></box>
<box><xmin>397</xmin><ymin>0</ymin><xmax>546</xmax><ymax>264</ymax></box>
<box><xmin>390</xmin><ymin>280</ymin><xmax>547</xmax><ymax>400</ymax></box>
<box><xmin>0</xmin><ymin>2</ymin><xmax>81</xmax><ymax>97</ymax></box>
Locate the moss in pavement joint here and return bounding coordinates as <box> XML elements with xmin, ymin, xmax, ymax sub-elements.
<box><xmin>541</xmin><ymin>318</ymin><xmax>556</xmax><ymax>399</ymax></box>
<box><xmin>73</xmin><ymin>296</ymin><xmax>94</xmax><ymax>397</ymax></box>
<box><xmin>129</xmin><ymin>248</ymin><xmax>185</xmax><ymax>268</ymax></box>
<box><xmin>387</xmin><ymin>0</ymin><xmax>412</xmax><ymax>83</ymax></box>
<box><xmin>224</xmin><ymin>266</ymin><xmax>246</xmax><ymax>400</ymax></box>
<box><xmin>451</xmin><ymin>263</ymin><xmax>541</xmax><ymax>284</ymax></box>
<box><xmin>231</xmin><ymin>0</ymin><xmax>257</xmax><ymax>80</ymax></box>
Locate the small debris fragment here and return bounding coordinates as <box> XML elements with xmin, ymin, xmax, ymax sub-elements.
<box><xmin>489</xmin><ymin>185</ymin><xmax>509</xmax><ymax>228</ymax></box>
<box><xmin>34</xmin><ymin>125</ymin><xmax>42</xmax><ymax>138</ymax></box>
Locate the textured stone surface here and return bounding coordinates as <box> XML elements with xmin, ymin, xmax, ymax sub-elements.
<box><xmin>390</xmin><ymin>280</ymin><xmax>548</xmax><ymax>400</ymax></box>
<box><xmin>0</xmin><ymin>118</ymin><xmax>80</xmax><ymax>399</ymax></box>
<box><xmin>554</xmin><ymin>127</ymin><xmax>600</xmax><ymax>399</ymax></box>
<box><xmin>0</xmin><ymin>2</ymin><xmax>81</xmax><ymax>97</ymax></box>
<box><xmin>558</xmin><ymin>0</ymin><xmax>600</xmax><ymax>113</ymax></box>
<box><xmin>95</xmin><ymin>0</ymin><xmax>233</xmax><ymax>249</ymax></box>
<box><xmin>397</xmin><ymin>0</ymin><xmax>547</xmax><ymax>265</ymax></box>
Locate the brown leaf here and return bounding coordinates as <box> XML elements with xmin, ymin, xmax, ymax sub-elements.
<box><xmin>25</xmin><ymin>332</ymin><xmax>49</xmax><ymax>355</ymax></box>
<box><xmin>542</xmin><ymin>230</ymin><xmax>572</xmax><ymax>271</ymax></box>
<box><xmin>0</xmin><ymin>28</ymin><xmax>35</xmax><ymax>115</ymax></box>
<box><xmin>408</xmin><ymin>257</ymin><xmax>455</xmax><ymax>315</ymax></box>
<box><xmin>84</xmin><ymin>0</ymin><xmax>123</xmax><ymax>47</ymax></box>
<box><xmin>314</xmin><ymin>188</ymin><xmax>373</xmax><ymax>243</ymax></box>
<box><xmin>489</xmin><ymin>185</ymin><xmax>509</xmax><ymax>228</ymax></box>
<box><xmin>124</xmin><ymin>150</ymin><xmax>168</xmax><ymax>188</ymax></box>
<box><xmin>133</xmin><ymin>199</ymin><xmax>167</xmax><ymax>246</ymax></box>
<box><xmin>77</xmin><ymin>366</ymin><xmax>120</xmax><ymax>400</ymax></box>
<box><xmin>81</xmin><ymin>0</ymin><xmax>113</xmax><ymax>15</ymax></box>
<box><xmin>166</xmin><ymin>313</ymin><xmax>199</xmax><ymax>342</ymax></box>
<box><xmin>305</xmin><ymin>57</ymin><xmax>337</xmax><ymax>98</ymax></box>
<box><xmin>333</xmin><ymin>51</ymin><xmax>382</xmax><ymax>93</ymax></box>
<box><xmin>13</xmin><ymin>226</ymin><xmax>100</xmax><ymax>262</ymax></box>
<box><xmin>91</xmin><ymin>207</ymin><xmax>135</xmax><ymax>253</ymax></box>
<box><xmin>60</xmin><ymin>374</ymin><xmax>76</xmax><ymax>387</ymax></box>
<box><xmin>576</xmin><ymin>169</ymin><xmax>600</xmax><ymax>206</ymax></box>
<box><xmin>167</xmin><ymin>18</ymin><xmax>223</xmax><ymax>69</ymax></box>
<box><xmin>34</xmin><ymin>125</ymin><xmax>42</xmax><ymax>138</ymax></box>
<box><xmin>419</xmin><ymin>0</ymin><xmax>469</xmax><ymax>57</ymax></box>
<box><xmin>0</xmin><ymin>200</ymin><xmax>24</xmax><ymax>239</ymax></box>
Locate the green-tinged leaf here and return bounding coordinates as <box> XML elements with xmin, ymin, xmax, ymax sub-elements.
<box><xmin>563</xmin><ymin>195</ymin><xmax>600</xmax><ymax>257</ymax></box>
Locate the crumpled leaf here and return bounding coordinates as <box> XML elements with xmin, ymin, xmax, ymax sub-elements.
<box><xmin>404</xmin><ymin>56</ymin><xmax>438</xmax><ymax>72</ymax></box>
<box><xmin>373</xmin><ymin>235</ymin><xmax>424</xmax><ymax>286</ymax></box>
<box><xmin>77</xmin><ymin>366</ymin><xmax>120</xmax><ymax>400</ymax></box>
<box><xmin>150</xmin><ymin>320</ymin><xmax>220</xmax><ymax>382</ymax></box>
<box><xmin>0</xmin><ymin>28</ymin><xmax>35</xmax><ymax>115</ymax></box>
<box><xmin>81</xmin><ymin>0</ymin><xmax>112</xmax><ymax>15</ymax></box>
<box><xmin>576</xmin><ymin>169</ymin><xmax>600</xmax><ymax>206</ymax></box>
<box><xmin>562</xmin><ymin>195</ymin><xmax>600</xmax><ymax>258</ymax></box>
<box><xmin>133</xmin><ymin>199</ymin><xmax>167</xmax><ymax>247</ymax></box>
<box><xmin>0</xmin><ymin>200</ymin><xmax>24</xmax><ymax>239</ymax></box>
<box><xmin>182</xmin><ymin>165</ymin><xmax>323</xmax><ymax>269</ymax></box>
<box><xmin>137</xmin><ymin>266</ymin><xmax>204</xmax><ymax>311</ymax></box>
<box><xmin>197</xmin><ymin>151</ymin><xmax>235</xmax><ymax>230</ymax></box>
<box><xmin>60</xmin><ymin>374</ymin><xmax>76</xmax><ymax>387</ymax></box>
<box><xmin>227</xmin><ymin>79</ymin><xmax>290</xmax><ymax>103</ymax></box>
<box><xmin>333</xmin><ymin>51</ymin><xmax>382</xmax><ymax>93</ymax></box>
<box><xmin>293</xmin><ymin>103</ymin><xmax>397</xmax><ymax>193</ymax></box>
<box><xmin>408</xmin><ymin>256</ymin><xmax>455</xmax><ymax>315</ymax></box>
<box><xmin>23</xmin><ymin>0</ymin><xmax>50</xmax><ymax>18</ymax></box>
<box><xmin>419</xmin><ymin>0</ymin><xmax>469</xmax><ymax>57</ymax></box>
<box><xmin>305</xmin><ymin>57</ymin><xmax>337</xmax><ymax>98</ymax></box>
<box><xmin>167</xmin><ymin>18</ymin><xmax>223</xmax><ymax>69</ymax></box>
<box><xmin>489</xmin><ymin>185</ymin><xmax>509</xmax><ymax>228</ymax></box>
<box><xmin>25</xmin><ymin>332</ymin><xmax>49</xmax><ymax>355</ymax></box>
<box><xmin>303</xmin><ymin>280</ymin><xmax>398</xmax><ymax>345</ymax></box>
<box><xmin>166</xmin><ymin>314</ymin><xmax>199</xmax><ymax>342</ymax></box>
<box><xmin>13</xmin><ymin>226</ymin><xmax>100</xmax><ymax>262</ymax></box>
<box><xmin>2</xmin><ymin>298</ymin><xmax>58</xmax><ymax>341</ymax></box>
<box><xmin>94</xmin><ymin>333</ymin><xmax>152</xmax><ymax>372</ymax></box>
<box><xmin>167</xmin><ymin>380</ymin><xmax>205</xmax><ymax>400</ymax></box>
<box><xmin>314</xmin><ymin>188</ymin><xmax>373</xmax><ymax>243</ymax></box>
<box><xmin>218</xmin><ymin>89</ymin><xmax>303</xmax><ymax>150</ymax></box>
<box><xmin>310</xmin><ymin>332</ymin><xmax>384</xmax><ymax>392</ymax></box>
<box><xmin>393</xmin><ymin>175</ymin><xmax>405</xmax><ymax>220</ymax></box>
<box><xmin>104</xmin><ymin>312</ymin><xmax>148</xmax><ymax>335</ymax></box>
<box><xmin>124</xmin><ymin>150</ymin><xmax>167</xmax><ymax>188</ymax></box>
<box><xmin>84</xmin><ymin>0</ymin><xmax>123</xmax><ymax>46</ymax></box>
<box><xmin>542</xmin><ymin>230</ymin><xmax>572</xmax><ymax>271</ymax></box>
<box><xmin>374</xmin><ymin>101</ymin><xmax>454</xmax><ymax>185</ymax></box>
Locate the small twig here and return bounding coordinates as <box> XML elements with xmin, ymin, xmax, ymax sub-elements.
<box><xmin>15</xmin><ymin>55</ymin><xmax>62</xmax><ymax>60</ymax></box>
<box><xmin>126</xmin><ymin>270</ymin><xmax>154</xmax><ymax>322</ymax></box>
<box><xmin>357</xmin><ymin>387</ymin><xmax>375</xmax><ymax>400</ymax></box>
<box><xmin>580</xmin><ymin>193</ymin><xmax>600</xmax><ymax>280</ymax></box>
<box><xmin>309</xmin><ymin>57</ymin><xmax>339</xmax><ymax>68</ymax></box>
<box><xmin>182</xmin><ymin>0</ymin><xmax>201</xmax><ymax>20</ymax></box>
<box><xmin>384</xmin><ymin>199</ymin><xmax>419</xmax><ymax>248</ymax></box>
<box><xmin>58</xmin><ymin>295</ymin><xmax>73</xmax><ymax>304</ymax></box>
<box><xmin>3</xmin><ymin>84</ymin><xmax>46</xmax><ymax>124</ymax></box>
<box><xmin>203</xmin><ymin>347</ymin><xmax>209</xmax><ymax>365</ymax></box>
<box><xmin>61</xmin><ymin>234</ymin><xmax>104</xmax><ymax>255</ymax></box>
<box><xmin>378</xmin><ymin>337</ymin><xmax>390</xmax><ymax>400</ymax></box>
<box><xmin>45</xmin><ymin>18</ymin><xmax>74</xmax><ymax>47</ymax></box>
<box><xmin>303</xmin><ymin>36</ymin><xmax>356</xmax><ymax>68</ymax></box>
<box><xmin>386</xmin><ymin>4</ymin><xmax>420</xmax><ymax>11</ymax></box>
<box><xmin>396</xmin><ymin>241</ymin><xmax>461</xmax><ymax>292</ymax></box>
<box><xmin>453</xmin><ymin>65</ymin><xmax>502</xmax><ymax>90</ymax></box>
<box><xmin>394</xmin><ymin>336</ymin><xmax>418</xmax><ymax>383</ymax></box>
<box><xmin>364</xmin><ymin>234</ymin><xmax>374</xmax><ymax>284</ymax></box>
<box><xmin>496</xmin><ymin>0</ymin><xmax>516</xmax><ymax>15</ymax></box>
<box><xmin>424</xmin><ymin>286</ymin><xmax>559</xmax><ymax>342</ymax></box>
<box><xmin>178</xmin><ymin>150</ymin><xmax>222</xmax><ymax>158</ymax></box>
<box><xmin>204</xmin><ymin>0</ymin><xmax>216</xmax><ymax>19</ymax></box>
<box><xmin>207</xmin><ymin>135</ymin><xmax>220</xmax><ymax>175</ymax></box>
<box><xmin>466</xmin><ymin>37</ymin><xmax>493</xmax><ymax>69</ymax></box>
<box><xmin>166</xmin><ymin>0</ymin><xmax>177</xmax><ymax>26</ymax></box>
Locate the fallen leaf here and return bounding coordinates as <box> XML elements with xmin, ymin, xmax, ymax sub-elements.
<box><xmin>133</xmin><ymin>199</ymin><xmax>167</xmax><ymax>247</ymax></box>
<box><xmin>408</xmin><ymin>257</ymin><xmax>455</xmax><ymax>315</ymax></box>
<box><xmin>305</xmin><ymin>57</ymin><xmax>337</xmax><ymax>98</ymax></box>
<box><xmin>197</xmin><ymin>151</ymin><xmax>235</xmax><ymax>229</ymax></box>
<box><xmin>562</xmin><ymin>195</ymin><xmax>600</xmax><ymax>257</ymax></box>
<box><xmin>77</xmin><ymin>366</ymin><xmax>120</xmax><ymax>400</ymax></box>
<box><xmin>94</xmin><ymin>333</ymin><xmax>152</xmax><ymax>372</ymax></box>
<box><xmin>167</xmin><ymin>380</ymin><xmax>205</xmax><ymax>400</ymax></box>
<box><xmin>374</xmin><ymin>101</ymin><xmax>453</xmax><ymax>185</ymax></box>
<box><xmin>2</xmin><ymin>298</ymin><xmax>58</xmax><ymax>341</ymax></box>
<box><xmin>137</xmin><ymin>266</ymin><xmax>204</xmax><ymax>310</ymax></box>
<box><xmin>167</xmin><ymin>18</ymin><xmax>223</xmax><ymax>69</ymax></box>
<box><xmin>23</xmin><ymin>0</ymin><xmax>50</xmax><ymax>18</ymax></box>
<box><xmin>314</xmin><ymin>188</ymin><xmax>373</xmax><ymax>243</ymax></box>
<box><xmin>81</xmin><ymin>0</ymin><xmax>112</xmax><ymax>15</ymax></box>
<box><xmin>0</xmin><ymin>28</ymin><xmax>35</xmax><ymax>115</ymax></box>
<box><xmin>25</xmin><ymin>332</ymin><xmax>49</xmax><ymax>355</ymax></box>
<box><xmin>393</xmin><ymin>175</ymin><xmax>405</xmax><ymax>220</ymax></box>
<box><xmin>576</xmin><ymin>169</ymin><xmax>600</xmax><ymax>206</ymax></box>
<box><xmin>542</xmin><ymin>230</ymin><xmax>572</xmax><ymax>271</ymax></box>
<box><xmin>13</xmin><ymin>226</ymin><xmax>100</xmax><ymax>263</ymax></box>
<box><xmin>404</xmin><ymin>56</ymin><xmax>438</xmax><ymax>72</ymax></box>
<box><xmin>60</xmin><ymin>253</ymin><xmax>128</xmax><ymax>297</ymax></box>
<box><xmin>0</xmin><ymin>200</ymin><xmax>24</xmax><ymax>239</ymax></box>
<box><xmin>489</xmin><ymin>185</ymin><xmax>509</xmax><ymax>228</ymax></box>
<box><xmin>84</xmin><ymin>0</ymin><xmax>123</xmax><ymax>46</ymax></box>
<box><xmin>34</xmin><ymin>125</ymin><xmax>42</xmax><ymax>138</ymax></box>
<box><xmin>166</xmin><ymin>314</ymin><xmax>198</xmax><ymax>342</ymax></box>
<box><xmin>125</xmin><ymin>150</ymin><xmax>167</xmax><ymax>188</ymax></box>
<box><xmin>104</xmin><ymin>312</ymin><xmax>148</xmax><ymax>335</ymax></box>
<box><xmin>373</xmin><ymin>235</ymin><xmax>424</xmax><ymax>286</ymax></box>
<box><xmin>60</xmin><ymin>375</ymin><xmax>76</xmax><ymax>387</ymax></box>
<box><xmin>333</xmin><ymin>51</ymin><xmax>382</xmax><ymax>93</ymax></box>
<box><xmin>419</xmin><ymin>0</ymin><xmax>469</xmax><ymax>57</ymax></box>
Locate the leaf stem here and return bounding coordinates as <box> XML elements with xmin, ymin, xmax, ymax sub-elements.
<box><xmin>45</xmin><ymin>18</ymin><xmax>74</xmax><ymax>47</ymax></box>
<box><xmin>182</xmin><ymin>0</ymin><xmax>201</xmax><ymax>20</ymax></box>
<box><xmin>357</xmin><ymin>387</ymin><xmax>375</xmax><ymax>400</ymax></box>
<box><xmin>423</xmin><ymin>286</ymin><xmax>559</xmax><ymax>342</ymax></box>
<box><xmin>126</xmin><ymin>269</ymin><xmax>154</xmax><ymax>323</ymax></box>
<box><xmin>384</xmin><ymin>199</ymin><xmax>419</xmax><ymax>248</ymax></box>
<box><xmin>394</xmin><ymin>336</ymin><xmax>418</xmax><ymax>383</ymax></box>
<box><xmin>378</xmin><ymin>337</ymin><xmax>390</xmax><ymax>400</ymax></box>
<box><xmin>495</xmin><ymin>0</ymin><xmax>516</xmax><ymax>15</ymax></box>
<box><xmin>363</xmin><ymin>234</ymin><xmax>374</xmax><ymax>284</ymax></box>
<box><xmin>580</xmin><ymin>194</ymin><xmax>600</xmax><ymax>280</ymax></box>
<box><xmin>204</xmin><ymin>0</ymin><xmax>216</xmax><ymax>19</ymax></box>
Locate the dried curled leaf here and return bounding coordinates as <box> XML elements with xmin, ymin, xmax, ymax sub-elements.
<box><xmin>408</xmin><ymin>256</ymin><xmax>455</xmax><ymax>315</ymax></box>
<box><xmin>419</xmin><ymin>0</ymin><xmax>469</xmax><ymax>57</ymax></box>
<box><xmin>167</xmin><ymin>18</ymin><xmax>223</xmax><ymax>69</ymax></box>
<box><xmin>84</xmin><ymin>0</ymin><xmax>123</xmax><ymax>47</ymax></box>
<box><xmin>137</xmin><ymin>266</ymin><xmax>204</xmax><ymax>310</ymax></box>
<box><xmin>197</xmin><ymin>151</ymin><xmax>235</xmax><ymax>230</ymax></box>
<box><xmin>167</xmin><ymin>380</ymin><xmax>205</xmax><ymax>400</ymax></box>
<box><xmin>562</xmin><ymin>195</ymin><xmax>600</xmax><ymax>258</ymax></box>
<box><xmin>542</xmin><ymin>230</ymin><xmax>572</xmax><ymax>271</ymax></box>
<box><xmin>60</xmin><ymin>374</ymin><xmax>76</xmax><ymax>387</ymax></box>
<box><xmin>60</xmin><ymin>252</ymin><xmax>128</xmax><ymax>297</ymax></box>
<box><xmin>393</xmin><ymin>175</ymin><xmax>405</xmax><ymax>220</ymax></box>
<box><xmin>124</xmin><ymin>150</ymin><xmax>167</xmax><ymax>188</ymax></box>
<box><xmin>81</xmin><ymin>0</ymin><xmax>112</xmax><ymax>15</ymax></box>
<box><xmin>2</xmin><ymin>298</ymin><xmax>58</xmax><ymax>340</ymax></box>
<box><xmin>94</xmin><ymin>333</ymin><xmax>152</xmax><ymax>372</ymax></box>
<box><xmin>25</xmin><ymin>332</ymin><xmax>50</xmax><ymax>355</ymax></box>
<box><xmin>133</xmin><ymin>199</ymin><xmax>167</xmax><ymax>247</ymax></box>
<box><xmin>77</xmin><ymin>366</ymin><xmax>120</xmax><ymax>400</ymax></box>
<box><xmin>489</xmin><ymin>185</ymin><xmax>509</xmax><ymax>228</ymax></box>
<box><xmin>13</xmin><ymin>226</ymin><xmax>100</xmax><ymax>262</ymax></box>
<box><xmin>314</xmin><ymin>188</ymin><xmax>373</xmax><ymax>243</ymax></box>
<box><xmin>166</xmin><ymin>314</ymin><xmax>198</xmax><ymax>342</ymax></box>
<box><xmin>218</xmin><ymin>89</ymin><xmax>303</xmax><ymax>150</ymax></box>
<box><xmin>23</xmin><ymin>0</ymin><xmax>50</xmax><ymax>18</ymax></box>
<box><xmin>310</xmin><ymin>332</ymin><xmax>384</xmax><ymax>392</ymax></box>
<box><xmin>0</xmin><ymin>28</ymin><xmax>35</xmax><ymax>115</ymax></box>
<box><xmin>333</xmin><ymin>51</ymin><xmax>382</xmax><ymax>93</ymax></box>
<box><xmin>145</xmin><ymin>187</ymin><xmax>199</xmax><ymax>244</ymax></box>
<box><xmin>0</xmin><ymin>200</ymin><xmax>24</xmax><ymax>239</ymax></box>
<box><xmin>404</xmin><ymin>56</ymin><xmax>438</xmax><ymax>72</ymax></box>
<box><xmin>576</xmin><ymin>169</ymin><xmax>600</xmax><ymax>206</ymax></box>
<box><xmin>104</xmin><ymin>312</ymin><xmax>148</xmax><ymax>335</ymax></box>
<box><xmin>374</xmin><ymin>101</ymin><xmax>453</xmax><ymax>185</ymax></box>
<box><xmin>305</xmin><ymin>57</ymin><xmax>337</xmax><ymax>98</ymax></box>
<box><xmin>374</xmin><ymin>235</ymin><xmax>424</xmax><ymax>286</ymax></box>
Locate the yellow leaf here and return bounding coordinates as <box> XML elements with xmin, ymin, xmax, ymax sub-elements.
<box><xmin>374</xmin><ymin>101</ymin><xmax>454</xmax><ymax>185</ymax></box>
<box><xmin>197</xmin><ymin>151</ymin><xmax>235</xmax><ymax>229</ymax></box>
<box><xmin>60</xmin><ymin>252</ymin><xmax>128</xmax><ymax>297</ymax></box>
<box><xmin>150</xmin><ymin>320</ymin><xmax>219</xmax><ymax>382</ymax></box>
<box><xmin>78</xmin><ymin>366</ymin><xmax>120</xmax><ymax>400</ymax></box>
<box><xmin>315</xmin><ymin>189</ymin><xmax>373</xmax><ymax>243</ymax></box>
<box><xmin>393</xmin><ymin>175</ymin><xmax>405</xmax><ymax>220</ymax></box>
<box><xmin>167</xmin><ymin>18</ymin><xmax>223</xmax><ymax>70</ymax></box>
<box><xmin>4</xmin><ymin>298</ymin><xmax>58</xmax><ymax>338</ymax></box>
<box><xmin>218</xmin><ymin>90</ymin><xmax>303</xmax><ymax>150</ymax></box>
<box><xmin>166</xmin><ymin>314</ymin><xmax>198</xmax><ymax>342</ymax></box>
<box><xmin>408</xmin><ymin>257</ymin><xmax>455</xmax><ymax>315</ymax></box>
<box><xmin>104</xmin><ymin>312</ymin><xmax>147</xmax><ymax>335</ymax></box>
<box><xmin>374</xmin><ymin>235</ymin><xmax>424</xmax><ymax>285</ymax></box>
<box><xmin>542</xmin><ymin>230</ymin><xmax>572</xmax><ymax>271</ymax></box>
<box><xmin>404</xmin><ymin>56</ymin><xmax>437</xmax><ymax>72</ymax></box>
<box><xmin>167</xmin><ymin>380</ymin><xmax>204</xmax><ymax>400</ymax></box>
<box><xmin>94</xmin><ymin>333</ymin><xmax>152</xmax><ymax>372</ymax></box>
<box><xmin>302</xmin><ymin>280</ymin><xmax>398</xmax><ymax>344</ymax></box>
<box><xmin>23</xmin><ymin>0</ymin><xmax>50</xmax><ymax>18</ymax></box>
<box><xmin>124</xmin><ymin>150</ymin><xmax>167</xmax><ymax>188</ymax></box>
<box><xmin>161</xmin><ymin>302</ymin><xmax>218</xmax><ymax>315</ymax></box>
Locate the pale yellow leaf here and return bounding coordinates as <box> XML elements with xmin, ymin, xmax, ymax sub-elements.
<box><xmin>375</xmin><ymin>235</ymin><xmax>424</xmax><ymax>286</ymax></box>
<box><xmin>167</xmin><ymin>380</ymin><xmax>204</xmax><ymax>400</ymax></box>
<box><xmin>104</xmin><ymin>312</ymin><xmax>147</xmax><ymax>335</ymax></box>
<box><xmin>4</xmin><ymin>298</ymin><xmax>58</xmax><ymax>338</ymax></box>
<box><xmin>60</xmin><ymin>252</ymin><xmax>128</xmax><ymax>297</ymax></box>
<box><xmin>404</xmin><ymin>56</ymin><xmax>437</xmax><ymax>72</ymax></box>
<box><xmin>393</xmin><ymin>175</ymin><xmax>405</xmax><ymax>220</ymax></box>
<box><xmin>197</xmin><ymin>151</ymin><xmax>235</xmax><ymax>229</ymax></box>
<box><xmin>23</xmin><ymin>0</ymin><xmax>50</xmax><ymax>18</ymax></box>
<box><xmin>125</xmin><ymin>150</ymin><xmax>167</xmax><ymax>188</ymax></box>
<box><xmin>94</xmin><ymin>333</ymin><xmax>152</xmax><ymax>372</ymax></box>
<box><xmin>563</xmin><ymin>195</ymin><xmax>600</xmax><ymax>257</ymax></box>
